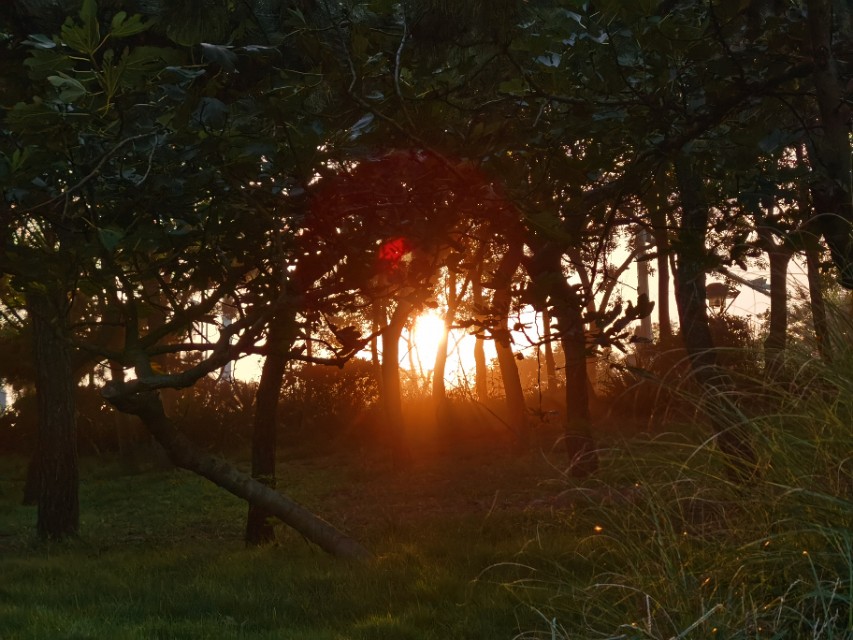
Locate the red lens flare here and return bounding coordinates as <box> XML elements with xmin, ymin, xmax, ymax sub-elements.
<box><xmin>378</xmin><ymin>237</ymin><xmax>410</xmax><ymax>271</ymax></box>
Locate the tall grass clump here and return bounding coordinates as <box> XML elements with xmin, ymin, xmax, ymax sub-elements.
<box><xmin>508</xmin><ymin>313</ymin><xmax>853</xmax><ymax>639</ymax></box>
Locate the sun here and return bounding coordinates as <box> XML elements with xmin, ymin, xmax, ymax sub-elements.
<box><xmin>404</xmin><ymin>311</ymin><xmax>493</xmax><ymax>383</ymax></box>
<box><xmin>410</xmin><ymin>311</ymin><xmax>447</xmax><ymax>369</ymax></box>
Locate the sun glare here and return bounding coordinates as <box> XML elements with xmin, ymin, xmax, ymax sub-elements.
<box><xmin>410</xmin><ymin>312</ymin><xmax>446</xmax><ymax>369</ymax></box>
<box><xmin>404</xmin><ymin>311</ymin><xmax>495</xmax><ymax>385</ymax></box>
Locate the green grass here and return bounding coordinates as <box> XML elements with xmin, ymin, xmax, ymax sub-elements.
<box><xmin>505</xmin><ymin>341</ymin><xmax>853</xmax><ymax>639</ymax></box>
<box><xmin>0</xmin><ymin>443</ymin><xmax>567</xmax><ymax>640</ymax></box>
<box><xmin>2</xmin><ymin>337</ymin><xmax>852</xmax><ymax>638</ymax></box>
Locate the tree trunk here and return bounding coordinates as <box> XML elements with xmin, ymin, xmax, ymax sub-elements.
<box><xmin>490</xmin><ymin>246</ymin><xmax>529</xmax><ymax>451</ymax></box>
<box><xmin>672</xmin><ymin>156</ymin><xmax>717</xmax><ymax>375</ymax></box>
<box><xmin>806</xmin><ymin>247</ymin><xmax>832</xmax><ymax>361</ymax></box>
<box><xmin>673</xmin><ymin>155</ymin><xmax>756</xmax><ymax>478</ymax></box>
<box><xmin>433</xmin><ymin>270</ymin><xmax>467</xmax><ymax>404</ymax></box>
<box><xmin>758</xmin><ymin>226</ymin><xmax>793</xmax><ymax>378</ymax></box>
<box><xmin>433</xmin><ymin>271</ymin><xmax>466</xmax><ymax>426</ymax></box>
<box><xmin>558</xmin><ymin>300</ymin><xmax>596</xmax><ymax>477</ymax></box>
<box><xmin>493</xmin><ymin>326</ymin><xmax>527</xmax><ymax>450</ymax></box>
<box><xmin>103</xmin><ymin>387</ymin><xmax>371</xmax><ymax>560</ymax></box>
<box><xmin>806</xmin><ymin>0</ymin><xmax>853</xmax><ymax>289</ymax></box>
<box><xmin>541</xmin><ymin>308</ymin><xmax>558</xmax><ymax>393</ymax></box>
<box><xmin>431</xmin><ymin>317</ymin><xmax>450</xmax><ymax>402</ymax></box>
<box><xmin>649</xmin><ymin>203</ymin><xmax>673</xmax><ymax>341</ymax></box>
<box><xmin>371</xmin><ymin>303</ymin><xmax>384</xmax><ymax>397</ymax></box>
<box><xmin>245</xmin><ymin>326</ymin><xmax>288</xmax><ymax>546</ymax></box>
<box><xmin>27</xmin><ymin>287</ymin><xmax>79</xmax><ymax>539</ymax></box>
<box><xmin>381</xmin><ymin>302</ymin><xmax>412</xmax><ymax>467</ymax></box>
<box><xmin>471</xmin><ymin>274</ymin><xmax>489</xmax><ymax>402</ymax></box>
<box><xmin>526</xmin><ymin>242</ymin><xmax>597</xmax><ymax>476</ymax></box>
<box><xmin>636</xmin><ymin>230</ymin><xmax>654</xmax><ymax>341</ymax></box>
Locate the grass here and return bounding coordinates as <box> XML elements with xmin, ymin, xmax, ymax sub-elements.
<box><xmin>1</xmin><ymin>335</ymin><xmax>852</xmax><ymax>638</ymax></box>
<box><xmin>0</xmin><ymin>434</ymin><xmax>570</xmax><ymax>640</ymax></box>
<box><xmin>503</xmin><ymin>338</ymin><xmax>853</xmax><ymax>639</ymax></box>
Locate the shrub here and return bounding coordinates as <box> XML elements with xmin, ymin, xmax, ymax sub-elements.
<box><xmin>170</xmin><ymin>376</ymin><xmax>258</xmax><ymax>452</ymax></box>
<box><xmin>597</xmin><ymin>313</ymin><xmax>763</xmax><ymax>428</ymax></box>
<box><xmin>279</xmin><ymin>359</ymin><xmax>381</xmax><ymax>447</ymax></box>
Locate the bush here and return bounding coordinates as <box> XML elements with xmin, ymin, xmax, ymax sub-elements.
<box><xmin>279</xmin><ymin>359</ymin><xmax>381</xmax><ymax>447</ymax></box>
<box><xmin>597</xmin><ymin>313</ymin><xmax>763</xmax><ymax>427</ymax></box>
<box><xmin>170</xmin><ymin>376</ymin><xmax>258</xmax><ymax>452</ymax></box>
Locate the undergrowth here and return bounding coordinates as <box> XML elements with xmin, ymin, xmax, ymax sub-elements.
<box><xmin>506</xmin><ymin>327</ymin><xmax>853</xmax><ymax>639</ymax></box>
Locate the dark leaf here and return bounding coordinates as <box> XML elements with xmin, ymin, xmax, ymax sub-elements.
<box><xmin>200</xmin><ymin>43</ymin><xmax>238</xmax><ymax>73</ymax></box>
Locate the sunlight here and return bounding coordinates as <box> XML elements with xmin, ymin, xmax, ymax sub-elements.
<box><xmin>410</xmin><ymin>311</ymin><xmax>446</xmax><ymax>370</ymax></box>
<box><xmin>403</xmin><ymin>310</ymin><xmax>498</xmax><ymax>386</ymax></box>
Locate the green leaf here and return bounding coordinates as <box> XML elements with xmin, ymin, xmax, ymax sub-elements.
<box><xmin>22</xmin><ymin>34</ymin><xmax>56</xmax><ymax>49</ymax></box>
<box><xmin>79</xmin><ymin>0</ymin><xmax>97</xmax><ymax>24</ymax></box>
<box><xmin>200</xmin><ymin>43</ymin><xmax>238</xmax><ymax>73</ymax></box>
<box><xmin>47</xmin><ymin>74</ymin><xmax>87</xmax><ymax>102</ymax></box>
<box><xmin>98</xmin><ymin>227</ymin><xmax>124</xmax><ymax>252</ymax></box>
<box><xmin>80</xmin><ymin>0</ymin><xmax>101</xmax><ymax>52</ymax></box>
<box><xmin>110</xmin><ymin>12</ymin><xmax>154</xmax><ymax>39</ymax></box>
<box><xmin>110</xmin><ymin>11</ymin><xmax>128</xmax><ymax>31</ymax></box>
<box><xmin>24</xmin><ymin>49</ymin><xmax>75</xmax><ymax>80</ymax></box>
<box><xmin>60</xmin><ymin>18</ymin><xmax>100</xmax><ymax>54</ymax></box>
<box><xmin>119</xmin><ymin>47</ymin><xmax>183</xmax><ymax>89</ymax></box>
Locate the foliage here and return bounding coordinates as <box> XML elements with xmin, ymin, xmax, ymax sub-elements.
<box><xmin>169</xmin><ymin>377</ymin><xmax>258</xmax><ymax>453</ymax></box>
<box><xmin>597</xmin><ymin>312</ymin><xmax>764</xmax><ymax>426</ymax></box>
<box><xmin>279</xmin><ymin>359</ymin><xmax>380</xmax><ymax>448</ymax></box>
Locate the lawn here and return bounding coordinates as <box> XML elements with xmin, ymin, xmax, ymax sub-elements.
<box><xmin>0</xmin><ymin>431</ymin><xmax>579</xmax><ymax>640</ymax></box>
<box><xmin>2</xmin><ymin>392</ymin><xmax>851</xmax><ymax>640</ymax></box>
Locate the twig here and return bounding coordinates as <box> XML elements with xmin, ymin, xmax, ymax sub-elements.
<box><xmin>27</xmin><ymin>132</ymin><xmax>153</xmax><ymax>215</ymax></box>
<box><xmin>393</xmin><ymin>6</ymin><xmax>415</xmax><ymax>129</ymax></box>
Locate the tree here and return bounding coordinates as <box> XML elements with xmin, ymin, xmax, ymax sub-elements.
<box><xmin>304</xmin><ymin>150</ymin><xmax>516</xmax><ymax>462</ymax></box>
<box><xmin>1</xmin><ymin>0</ymin><xmax>369</xmax><ymax>557</ymax></box>
<box><xmin>804</xmin><ymin>0</ymin><xmax>853</xmax><ymax>289</ymax></box>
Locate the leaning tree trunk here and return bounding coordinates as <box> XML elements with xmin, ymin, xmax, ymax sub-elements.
<box><xmin>245</xmin><ymin>324</ymin><xmax>289</xmax><ymax>546</ymax></box>
<box><xmin>673</xmin><ymin>155</ymin><xmax>756</xmax><ymax>478</ymax></box>
<box><xmin>26</xmin><ymin>286</ymin><xmax>79</xmax><ymax>539</ymax></box>
<box><xmin>493</xmin><ymin>322</ymin><xmax>528</xmax><ymax>451</ymax></box>
<box><xmin>103</xmin><ymin>386</ymin><xmax>371</xmax><ymax>560</ymax></box>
